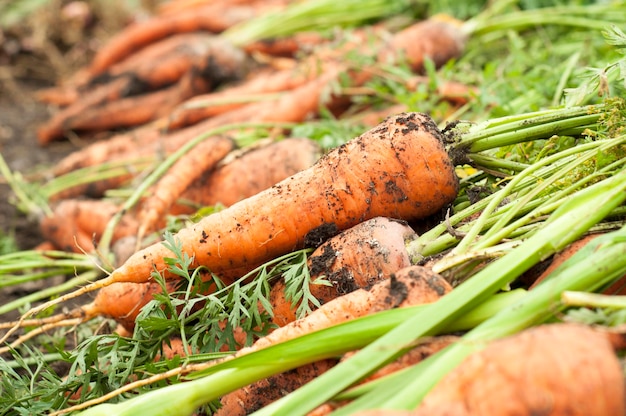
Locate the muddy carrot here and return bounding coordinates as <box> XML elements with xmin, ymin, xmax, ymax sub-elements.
<box><xmin>271</xmin><ymin>217</ymin><xmax>418</xmax><ymax>327</ymax></box>
<box><xmin>217</xmin><ymin>265</ymin><xmax>452</xmax><ymax>416</ymax></box>
<box><xmin>29</xmin><ymin>112</ymin><xmax>459</xmax><ymax>315</ymax></box>
<box><xmin>137</xmin><ymin>134</ymin><xmax>236</xmax><ymax>238</ymax></box>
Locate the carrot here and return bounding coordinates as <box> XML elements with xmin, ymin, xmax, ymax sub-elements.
<box><xmin>171</xmin><ymin>137</ymin><xmax>322</xmax><ymax>213</ymax></box>
<box><xmin>312</xmin><ymin>335</ymin><xmax>459</xmax><ymax>415</ymax></box>
<box><xmin>87</xmin><ymin>0</ymin><xmax>288</xmax><ymax>75</ymax></box>
<box><xmin>24</xmin><ymin>112</ymin><xmax>458</xmax><ymax>322</ymax></box>
<box><xmin>217</xmin><ymin>265</ymin><xmax>452</xmax><ymax>416</ymax></box>
<box><xmin>271</xmin><ymin>217</ymin><xmax>418</xmax><ymax>327</ymax></box>
<box><xmin>38</xmin><ymin>35</ymin><xmax>248</xmax><ymax>143</ymax></box>
<box><xmin>216</xmin><ymin>359</ymin><xmax>339</xmax><ymax>416</ymax></box>
<box><xmin>40</xmin><ymin>199</ymin><xmax>139</xmax><ymax>253</ymax></box>
<box><xmin>243</xmin><ymin>31</ymin><xmax>327</xmax><ymax>58</ymax></box>
<box><xmin>528</xmin><ymin>233</ymin><xmax>626</xmax><ymax>295</ymax></box>
<box><xmin>82</xmin><ymin>32</ymin><xmax>247</xmax><ymax>101</ymax></box>
<box><xmin>136</xmin><ymin>134</ymin><xmax>236</xmax><ymax>238</ymax></box>
<box><xmin>43</xmin><ymin>138</ymin><xmax>320</xmax><ymax>254</ymax></box>
<box><xmin>410</xmin><ymin>323</ymin><xmax>626</xmax><ymax>416</ymax></box>
<box><xmin>37</xmin><ymin>76</ymin><xmax>131</xmax><ymax>144</ymax></box>
<box><xmin>246</xmin><ymin>265</ymin><xmax>452</xmax><ymax>355</ymax></box>
<box><xmin>165</xmin><ymin>61</ymin><xmax>329</xmax><ymax>131</ymax></box>
<box><xmin>378</xmin><ymin>16</ymin><xmax>467</xmax><ymax>73</ymax></box>
<box><xmin>58</xmin><ymin>67</ymin><xmax>215</xmax><ymax>138</ymax></box>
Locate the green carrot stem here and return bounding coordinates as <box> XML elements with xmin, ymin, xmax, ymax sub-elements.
<box><xmin>561</xmin><ymin>291</ymin><xmax>626</xmax><ymax>309</ymax></box>
<box><xmin>222</xmin><ymin>0</ymin><xmax>409</xmax><ymax>47</ymax></box>
<box><xmin>338</xmin><ymin>224</ymin><xmax>626</xmax><ymax>413</ymax></box>
<box><xmin>75</xmin><ymin>290</ymin><xmax>524</xmax><ymax>416</ymax></box>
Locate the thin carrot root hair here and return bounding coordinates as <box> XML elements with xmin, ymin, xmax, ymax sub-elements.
<box><xmin>0</xmin><ymin>318</ymin><xmax>85</xmax><ymax>355</ymax></box>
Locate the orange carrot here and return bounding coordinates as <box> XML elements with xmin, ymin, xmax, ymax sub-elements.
<box><xmin>312</xmin><ymin>335</ymin><xmax>459</xmax><ymax>415</ymax></box>
<box><xmin>165</xmin><ymin>61</ymin><xmax>329</xmax><ymax>131</ymax></box>
<box><xmin>59</xmin><ymin>67</ymin><xmax>214</xmax><ymax>137</ymax></box>
<box><xmin>87</xmin><ymin>0</ymin><xmax>288</xmax><ymax>75</ymax></box>
<box><xmin>271</xmin><ymin>217</ymin><xmax>418</xmax><ymax>327</ymax></box>
<box><xmin>38</xmin><ymin>35</ymin><xmax>248</xmax><ymax>143</ymax></box>
<box><xmin>243</xmin><ymin>31</ymin><xmax>327</xmax><ymax>58</ymax></box>
<box><xmin>171</xmin><ymin>137</ymin><xmax>322</xmax><ymax>213</ymax></box>
<box><xmin>107</xmin><ymin>112</ymin><xmax>458</xmax><ymax>286</ymax></box>
<box><xmin>95</xmin><ymin>32</ymin><xmax>245</xmax><ymax>90</ymax></box>
<box><xmin>378</xmin><ymin>16</ymin><xmax>467</xmax><ymax>72</ymax></box>
<box><xmin>37</xmin><ymin>76</ymin><xmax>131</xmax><ymax>144</ymax></box>
<box><xmin>40</xmin><ymin>199</ymin><xmax>139</xmax><ymax>253</ymax></box>
<box><xmin>217</xmin><ymin>265</ymin><xmax>452</xmax><ymax>416</ymax></box>
<box><xmin>30</xmin><ymin>113</ymin><xmax>458</xmax><ymax>318</ymax></box>
<box><xmin>245</xmin><ymin>265</ymin><xmax>452</xmax><ymax>355</ymax></box>
<box><xmin>410</xmin><ymin>323</ymin><xmax>626</xmax><ymax>416</ymax></box>
<box><xmin>136</xmin><ymin>134</ymin><xmax>236</xmax><ymax>238</ymax></box>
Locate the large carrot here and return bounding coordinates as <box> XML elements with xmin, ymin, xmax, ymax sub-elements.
<box><xmin>24</xmin><ymin>112</ymin><xmax>458</xmax><ymax>319</ymax></box>
<box><xmin>410</xmin><ymin>323</ymin><xmax>626</xmax><ymax>416</ymax></box>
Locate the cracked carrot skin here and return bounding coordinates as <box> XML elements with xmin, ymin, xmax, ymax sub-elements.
<box><xmin>109</xmin><ymin>112</ymin><xmax>459</xmax><ymax>285</ymax></box>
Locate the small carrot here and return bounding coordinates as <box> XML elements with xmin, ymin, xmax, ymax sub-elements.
<box><xmin>172</xmin><ymin>137</ymin><xmax>322</xmax><ymax>213</ymax></box>
<box><xmin>37</xmin><ymin>76</ymin><xmax>131</xmax><ymax>144</ymax></box>
<box><xmin>271</xmin><ymin>216</ymin><xmax>418</xmax><ymax>327</ymax></box>
<box><xmin>378</xmin><ymin>16</ymin><xmax>467</xmax><ymax>73</ymax></box>
<box><xmin>59</xmin><ymin>67</ymin><xmax>215</xmax><ymax>137</ymax></box>
<box><xmin>136</xmin><ymin>134</ymin><xmax>236</xmax><ymax>238</ymax></box>
<box><xmin>411</xmin><ymin>323</ymin><xmax>626</xmax><ymax>416</ymax></box>
<box><xmin>87</xmin><ymin>0</ymin><xmax>288</xmax><ymax>75</ymax></box>
<box><xmin>165</xmin><ymin>61</ymin><xmax>329</xmax><ymax>131</ymax></box>
<box><xmin>25</xmin><ymin>112</ymin><xmax>459</xmax><ymax>317</ymax></box>
<box><xmin>40</xmin><ymin>199</ymin><xmax>139</xmax><ymax>253</ymax></box>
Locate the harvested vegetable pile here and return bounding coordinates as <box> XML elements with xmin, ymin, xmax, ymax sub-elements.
<box><xmin>2</xmin><ymin>0</ymin><xmax>626</xmax><ymax>415</ymax></box>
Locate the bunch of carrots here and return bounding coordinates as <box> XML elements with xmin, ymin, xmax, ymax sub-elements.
<box><xmin>4</xmin><ymin>0</ymin><xmax>626</xmax><ymax>415</ymax></box>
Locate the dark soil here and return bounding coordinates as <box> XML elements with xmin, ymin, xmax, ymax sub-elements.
<box><xmin>0</xmin><ymin>1</ymin><xmax>137</xmax><ymax>322</ymax></box>
<box><xmin>0</xmin><ymin>81</ymin><xmax>75</xmax><ymax>249</ymax></box>
<box><xmin>0</xmin><ymin>79</ymin><xmax>78</xmax><ymax>321</ymax></box>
